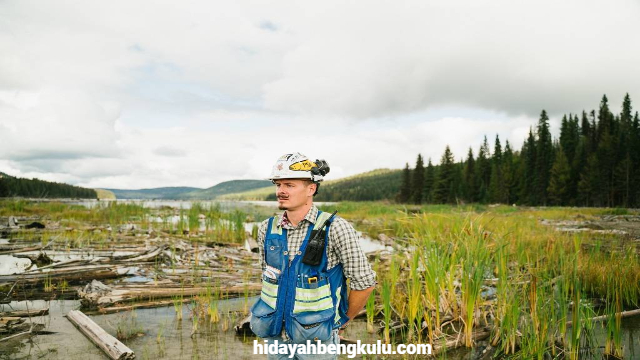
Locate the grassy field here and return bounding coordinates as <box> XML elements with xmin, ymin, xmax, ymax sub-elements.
<box><xmin>2</xmin><ymin>199</ymin><xmax>639</xmax><ymax>359</ymax></box>
<box><xmin>318</xmin><ymin>202</ymin><xmax>640</xmax><ymax>359</ymax></box>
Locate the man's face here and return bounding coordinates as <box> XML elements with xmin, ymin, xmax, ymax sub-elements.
<box><xmin>274</xmin><ymin>179</ymin><xmax>315</xmax><ymax>211</ymax></box>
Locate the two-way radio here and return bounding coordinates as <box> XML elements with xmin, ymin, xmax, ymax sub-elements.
<box><xmin>301</xmin><ymin>210</ymin><xmax>338</xmax><ymax>266</ymax></box>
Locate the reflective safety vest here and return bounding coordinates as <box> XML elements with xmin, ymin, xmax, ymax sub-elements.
<box><xmin>250</xmin><ymin>210</ymin><xmax>349</xmax><ymax>343</ymax></box>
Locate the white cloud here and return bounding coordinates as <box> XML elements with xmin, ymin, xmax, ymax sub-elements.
<box><xmin>263</xmin><ymin>0</ymin><xmax>640</xmax><ymax>118</ymax></box>
<box><xmin>0</xmin><ymin>0</ymin><xmax>637</xmax><ymax>189</ymax></box>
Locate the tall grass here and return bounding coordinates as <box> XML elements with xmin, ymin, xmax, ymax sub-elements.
<box><xmin>458</xmin><ymin>220</ymin><xmax>492</xmax><ymax>347</ymax></box>
<box><xmin>406</xmin><ymin>250</ymin><xmax>422</xmax><ymax>342</ymax></box>
<box><xmin>381</xmin><ymin>280</ymin><xmax>392</xmax><ymax>344</ymax></box>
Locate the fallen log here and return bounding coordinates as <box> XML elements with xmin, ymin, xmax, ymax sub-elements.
<box><xmin>566</xmin><ymin>308</ymin><xmax>640</xmax><ymax>327</ymax></box>
<box><xmin>0</xmin><ymin>266</ymin><xmax>122</xmax><ymax>285</ymax></box>
<box><xmin>0</xmin><ymin>328</ymin><xmax>33</xmax><ymax>343</ymax></box>
<box><xmin>79</xmin><ymin>279</ymin><xmax>261</xmax><ymax>308</ymax></box>
<box><xmin>0</xmin><ymin>316</ymin><xmax>24</xmax><ymax>327</ymax></box>
<box><xmin>96</xmin><ymin>298</ymin><xmax>191</xmax><ymax>314</ymax></box>
<box><xmin>66</xmin><ymin>310</ymin><xmax>135</xmax><ymax>360</ymax></box>
<box><xmin>23</xmin><ymin>258</ymin><xmax>92</xmax><ymax>273</ymax></box>
<box><xmin>1</xmin><ymin>307</ymin><xmax>49</xmax><ymax>317</ymax></box>
<box><xmin>116</xmin><ymin>245</ymin><xmax>167</xmax><ymax>263</ymax></box>
<box><xmin>431</xmin><ymin>329</ymin><xmax>491</xmax><ymax>355</ymax></box>
<box><xmin>0</xmin><ymin>263</ymin><xmax>146</xmax><ymax>284</ymax></box>
<box><xmin>0</xmin><ymin>245</ymin><xmax>45</xmax><ymax>255</ymax></box>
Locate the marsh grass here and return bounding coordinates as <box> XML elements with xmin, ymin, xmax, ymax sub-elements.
<box><xmin>108</xmin><ymin>310</ymin><xmax>145</xmax><ymax>341</ymax></box>
<box><xmin>381</xmin><ymin>280</ymin><xmax>392</xmax><ymax>344</ymax></box>
<box><xmin>206</xmin><ymin>281</ymin><xmax>221</xmax><ymax>324</ymax></box>
<box><xmin>173</xmin><ymin>292</ymin><xmax>184</xmax><ymax>321</ymax></box>
<box><xmin>330</xmin><ymin>202</ymin><xmax>639</xmax><ymax>358</ymax></box>
<box><xmin>366</xmin><ymin>287</ymin><xmax>376</xmax><ymax>333</ymax></box>
<box><xmin>406</xmin><ymin>250</ymin><xmax>422</xmax><ymax>342</ymax></box>
<box><xmin>4</xmin><ymin>199</ymin><xmax>638</xmax><ymax>358</ymax></box>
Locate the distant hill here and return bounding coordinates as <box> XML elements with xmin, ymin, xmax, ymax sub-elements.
<box><xmin>184</xmin><ymin>180</ymin><xmax>272</xmax><ymax>199</ymax></box>
<box><xmin>0</xmin><ymin>171</ymin><xmax>97</xmax><ymax>199</ymax></box>
<box><xmin>105</xmin><ymin>187</ymin><xmax>201</xmax><ymax>200</ymax></box>
<box><xmin>106</xmin><ymin>180</ymin><xmax>272</xmax><ymax>200</ymax></box>
<box><xmin>224</xmin><ymin>169</ymin><xmax>402</xmax><ymax>202</ymax></box>
<box><xmin>218</xmin><ymin>185</ymin><xmax>273</xmax><ymax>200</ymax></box>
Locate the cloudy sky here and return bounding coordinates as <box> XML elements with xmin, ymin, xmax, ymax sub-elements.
<box><xmin>1</xmin><ymin>1</ymin><xmax>639</xmax><ymax>189</ymax></box>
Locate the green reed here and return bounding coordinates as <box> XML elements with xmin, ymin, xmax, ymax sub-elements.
<box><xmin>406</xmin><ymin>250</ymin><xmax>423</xmax><ymax>342</ymax></box>
<box><xmin>366</xmin><ymin>287</ymin><xmax>376</xmax><ymax>333</ymax></box>
<box><xmin>381</xmin><ymin>280</ymin><xmax>392</xmax><ymax>344</ymax></box>
<box><xmin>459</xmin><ymin>220</ymin><xmax>492</xmax><ymax>347</ymax></box>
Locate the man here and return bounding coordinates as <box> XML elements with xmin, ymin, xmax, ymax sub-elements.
<box><xmin>250</xmin><ymin>152</ymin><xmax>376</xmax><ymax>360</ymax></box>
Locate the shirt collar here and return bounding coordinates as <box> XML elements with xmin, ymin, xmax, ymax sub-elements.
<box><xmin>278</xmin><ymin>204</ymin><xmax>318</xmax><ymax>229</ymax></box>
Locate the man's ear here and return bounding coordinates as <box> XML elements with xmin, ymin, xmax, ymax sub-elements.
<box><xmin>308</xmin><ymin>182</ymin><xmax>317</xmax><ymax>196</ymax></box>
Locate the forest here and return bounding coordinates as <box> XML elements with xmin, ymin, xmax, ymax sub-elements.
<box><xmin>0</xmin><ymin>172</ymin><xmax>97</xmax><ymax>199</ymax></box>
<box><xmin>398</xmin><ymin>94</ymin><xmax>640</xmax><ymax>208</ymax></box>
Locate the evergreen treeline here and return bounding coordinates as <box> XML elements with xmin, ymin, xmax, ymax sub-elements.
<box><xmin>264</xmin><ymin>169</ymin><xmax>401</xmax><ymax>202</ymax></box>
<box><xmin>398</xmin><ymin>94</ymin><xmax>640</xmax><ymax>207</ymax></box>
<box><xmin>315</xmin><ymin>169</ymin><xmax>401</xmax><ymax>201</ymax></box>
<box><xmin>0</xmin><ymin>173</ymin><xmax>97</xmax><ymax>199</ymax></box>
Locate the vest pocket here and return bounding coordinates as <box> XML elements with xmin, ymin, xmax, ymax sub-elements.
<box><xmin>290</xmin><ymin>307</ymin><xmax>334</xmax><ymax>343</ymax></box>
<box><xmin>293</xmin><ymin>283</ymin><xmax>333</xmax><ymax>313</ymax></box>
<box><xmin>265</xmin><ymin>244</ymin><xmax>282</xmax><ymax>269</ymax></box>
<box><xmin>250</xmin><ymin>296</ymin><xmax>278</xmax><ymax>338</ymax></box>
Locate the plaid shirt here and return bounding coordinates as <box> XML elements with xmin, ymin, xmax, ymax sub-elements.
<box><xmin>257</xmin><ymin>204</ymin><xmax>377</xmax><ymax>290</ymax></box>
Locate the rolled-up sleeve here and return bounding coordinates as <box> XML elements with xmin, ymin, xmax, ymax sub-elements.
<box><xmin>330</xmin><ymin>217</ymin><xmax>377</xmax><ymax>290</ymax></box>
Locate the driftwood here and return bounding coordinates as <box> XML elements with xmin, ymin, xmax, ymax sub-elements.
<box><xmin>0</xmin><ymin>316</ymin><xmax>45</xmax><ymax>336</ymax></box>
<box><xmin>66</xmin><ymin>310</ymin><xmax>135</xmax><ymax>360</ymax></box>
<box><xmin>0</xmin><ymin>328</ymin><xmax>34</xmax><ymax>342</ymax></box>
<box><xmin>0</xmin><ymin>264</ymin><xmax>124</xmax><ymax>284</ymax></box>
<box><xmin>0</xmin><ymin>245</ymin><xmax>45</xmax><ymax>255</ymax></box>
<box><xmin>566</xmin><ymin>308</ymin><xmax>640</xmax><ymax>327</ymax></box>
<box><xmin>96</xmin><ymin>298</ymin><xmax>191</xmax><ymax>314</ymax></box>
<box><xmin>0</xmin><ymin>316</ymin><xmax>24</xmax><ymax>328</ymax></box>
<box><xmin>1</xmin><ymin>307</ymin><xmax>49</xmax><ymax>317</ymax></box>
<box><xmin>79</xmin><ymin>280</ymin><xmax>261</xmax><ymax>308</ymax></box>
<box><xmin>114</xmin><ymin>245</ymin><xmax>167</xmax><ymax>263</ymax></box>
<box><xmin>431</xmin><ymin>329</ymin><xmax>491</xmax><ymax>355</ymax></box>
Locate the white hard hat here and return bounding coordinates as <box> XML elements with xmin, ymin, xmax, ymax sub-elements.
<box><xmin>269</xmin><ymin>152</ymin><xmax>327</xmax><ymax>182</ymax></box>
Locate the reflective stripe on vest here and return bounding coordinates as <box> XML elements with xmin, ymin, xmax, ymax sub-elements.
<box><xmin>293</xmin><ymin>284</ymin><xmax>333</xmax><ymax>314</ymax></box>
<box><xmin>261</xmin><ymin>280</ymin><xmax>278</xmax><ymax>309</ymax></box>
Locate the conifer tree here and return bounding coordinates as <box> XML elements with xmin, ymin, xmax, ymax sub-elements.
<box><xmin>519</xmin><ymin>128</ymin><xmax>537</xmax><ymax>205</ymax></box>
<box><xmin>412</xmin><ymin>154</ymin><xmax>425</xmax><ymax>204</ymax></box>
<box><xmin>463</xmin><ymin>148</ymin><xmax>477</xmax><ymax>202</ymax></box>
<box><xmin>615</xmin><ymin>94</ymin><xmax>633</xmax><ymax>206</ymax></box>
<box><xmin>489</xmin><ymin>135</ymin><xmax>504</xmax><ymax>203</ymax></box>
<box><xmin>548</xmin><ymin>147</ymin><xmax>571</xmax><ymax>205</ymax></box>
<box><xmin>423</xmin><ymin>158</ymin><xmax>435</xmax><ymax>203</ymax></box>
<box><xmin>502</xmin><ymin>140</ymin><xmax>516</xmax><ymax>204</ymax></box>
<box><xmin>433</xmin><ymin>146</ymin><xmax>455</xmax><ymax>203</ymax></box>
<box><xmin>475</xmin><ymin>136</ymin><xmax>491</xmax><ymax>203</ymax></box>
<box><xmin>631</xmin><ymin>111</ymin><xmax>640</xmax><ymax>207</ymax></box>
<box><xmin>397</xmin><ymin>163</ymin><xmax>412</xmax><ymax>203</ymax></box>
<box><xmin>0</xmin><ymin>178</ymin><xmax>8</xmax><ymax>197</ymax></box>
<box><xmin>535</xmin><ymin>110</ymin><xmax>554</xmax><ymax>205</ymax></box>
<box><xmin>578</xmin><ymin>154</ymin><xmax>600</xmax><ymax>206</ymax></box>
<box><xmin>595</xmin><ymin>95</ymin><xmax>615</xmax><ymax>206</ymax></box>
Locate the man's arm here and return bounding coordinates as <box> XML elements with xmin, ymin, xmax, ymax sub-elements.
<box><xmin>342</xmin><ymin>285</ymin><xmax>375</xmax><ymax>328</ymax></box>
<box><xmin>329</xmin><ymin>217</ymin><xmax>377</xmax><ymax>332</ymax></box>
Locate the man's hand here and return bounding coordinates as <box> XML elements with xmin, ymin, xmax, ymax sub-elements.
<box><xmin>339</xmin><ymin>285</ymin><xmax>375</xmax><ymax>338</ymax></box>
